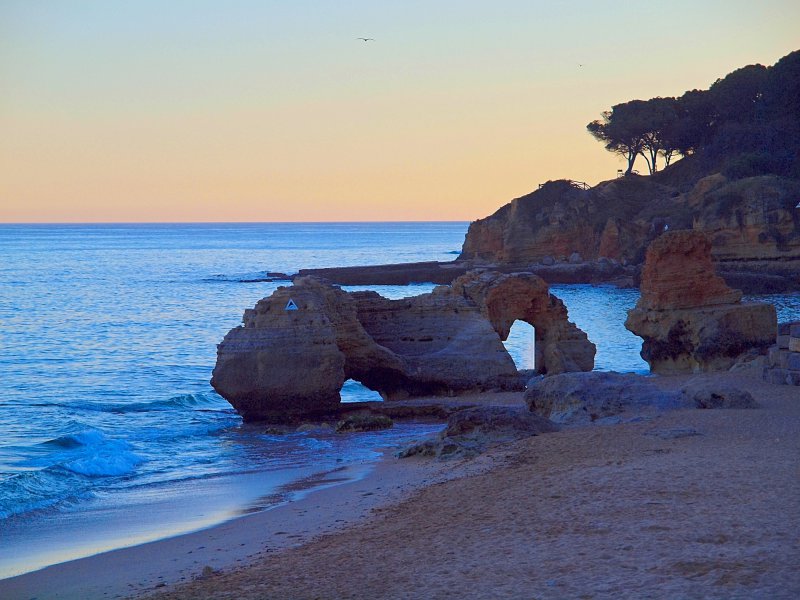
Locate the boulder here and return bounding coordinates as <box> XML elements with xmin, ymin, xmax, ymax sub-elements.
<box><xmin>452</xmin><ymin>270</ymin><xmax>595</xmax><ymax>374</ymax></box>
<box><xmin>525</xmin><ymin>372</ymin><xmax>760</xmax><ymax>425</ymax></box>
<box><xmin>335</xmin><ymin>414</ymin><xmax>394</xmax><ymax>433</ymax></box>
<box><xmin>626</xmin><ymin>231</ymin><xmax>777</xmax><ymax>374</ymax></box>
<box><xmin>680</xmin><ymin>380</ymin><xmax>758</xmax><ymax>409</ymax></box>
<box><xmin>399</xmin><ymin>406</ymin><xmax>559</xmax><ymax>459</ymax></box>
<box><xmin>525</xmin><ymin>372</ymin><xmax>692</xmax><ymax>425</ymax></box>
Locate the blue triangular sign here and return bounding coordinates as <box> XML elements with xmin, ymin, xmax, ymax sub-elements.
<box><xmin>285</xmin><ymin>299</ymin><xmax>299</xmax><ymax>311</ymax></box>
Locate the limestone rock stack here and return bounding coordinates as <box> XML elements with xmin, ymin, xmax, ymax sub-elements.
<box><xmin>625</xmin><ymin>231</ymin><xmax>777</xmax><ymax>374</ymax></box>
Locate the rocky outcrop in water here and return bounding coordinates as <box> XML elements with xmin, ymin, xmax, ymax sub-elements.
<box><xmin>211</xmin><ymin>278</ymin><xmax>357</xmax><ymax>422</ymax></box>
<box><xmin>458</xmin><ymin>175</ymin><xmax>800</xmax><ymax>291</ymax></box>
<box><xmin>212</xmin><ymin>272</ymin><xmax>596</xmax><ymax>422</ymax></box>
<box><xmin>212</xmin><ymin>277</ymin><xmax>521</xmax><ymax>422</ymax></box>
<box><xmin>295</xmin><ymin>258</ymin><xmax>635</xmax><ymax>287</ymax></box>
<box><xmin>625</xmin><ymin>231</ymin><xmax>777</xmax><ymax>374</ymax></box>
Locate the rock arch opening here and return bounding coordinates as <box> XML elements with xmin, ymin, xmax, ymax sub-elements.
<box><xmin>341</xmin><ymin>379</ymin><xmax>383</xmax><ymax>402</ymax></box>
<box><xmin>453</xmin><ymin>270</ymin><xmax>596</xmax><ymax>376</ymax></box>
<box><xmin>503</xmin><ymin>320</ymin><xmax>536</xmax><ymax>371</ymax></box>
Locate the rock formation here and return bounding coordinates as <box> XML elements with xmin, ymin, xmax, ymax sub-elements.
<box><xmin>347</xmin><ymin>286</ymin><xmax>520</xmax><ymax>400</ymax></box>
<box><xmin>625</xmin><ymin>231</ymin><xmax>777</xmax><ymax>374</ymax></box>
<box><xmin>212</xmin><ymin>272</ymin><xmax>595</xmax><ymax>422</ymax></box>
<box><xmin>679</xmin><ymin>379</ymin><xmax>758</xmax><ymax>409</ymax></box>
<box><xmin>525</xmin><ymin>372</ymin><xmax>692</xmax><ymax>425</ymax></box>
<box><xmin>525</xmin><ymin>372</ymin><xmax>758</xmax><ymax>426</ymax></box>
<box><xmin>211</xmin><ymin>278</ymin><xmax>354</xmax><ymax>422</ymax></box>
<box><xmin>295</xmin><ymin>258</ymin><xmax>634</xmax><ymax>287</ymax></box>
<box><xmin>633</xmin><ymin>228</ymin><xmax>743</xmax><ymax>311</ymax></box>
<box><xmin>458</xmin><ymin>175</ymin><xmax>800</xmax><ymax>291</ymax></box>
<box><xmin>399</xmin><ymin>406</ymin><xmax>559</xmax><ymax>459</ymax></box>
<box><xmin>452</xmin><ymin>270</ymin><xmax>596</xmax><ymax>374</ymax></box>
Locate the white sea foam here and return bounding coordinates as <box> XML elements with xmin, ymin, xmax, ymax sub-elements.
<box><xmin>46</xmin><ymin>430</ymin><xmax>144</xmax><ymax>478</ymax></box>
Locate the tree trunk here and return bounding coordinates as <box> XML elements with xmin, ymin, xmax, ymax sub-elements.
<box><xmin>625</xmin><ymin>151</ymin><xmax>637</xmax><ymax>175</ymax></box>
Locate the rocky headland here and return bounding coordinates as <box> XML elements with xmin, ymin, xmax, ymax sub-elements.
<box><xmin>459</xmin><ymin>174</ymin><xmax>800</xmax><ymax>292</ymax></box>
<box><xmin>293</xmin><ymin>173</ymin><xmax>799</xmax><ymax>293</ymax></box>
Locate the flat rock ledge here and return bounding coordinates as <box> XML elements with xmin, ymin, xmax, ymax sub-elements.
<box><xmin>525</xmin><ymin>372</ymin><xmax>758</xmax><ymax>426</ymax></box>
<box><xmin>296</xmin><ymin>259</ymin><xmax>636</xmax><ymax>287</ymax></box>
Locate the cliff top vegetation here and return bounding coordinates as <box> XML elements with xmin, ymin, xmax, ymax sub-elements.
<box><xmin>587</xmin><ymin>50</ymin><xmax>800</xmax><ymax>182</ymax></box>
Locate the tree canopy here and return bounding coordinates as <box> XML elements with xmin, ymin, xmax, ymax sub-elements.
<box><xmin>587</xmin><ymin>49</ymin><xmax>800</xmax><ymax>179</ymax></box>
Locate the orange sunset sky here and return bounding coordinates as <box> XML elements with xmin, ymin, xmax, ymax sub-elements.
<box><xmin>1</xmin><ymin>1</ymin><xmax>798</xmax><ymax>223</ymax></box>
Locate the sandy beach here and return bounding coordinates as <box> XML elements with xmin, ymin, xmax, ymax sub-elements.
<box><xmin>1</xmin><ymin>373</ymin><xmax>796</xmax><ymax>600</ymax></box>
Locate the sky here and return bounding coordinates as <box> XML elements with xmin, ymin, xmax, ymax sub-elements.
<box><xmin>1</xmin><ymin>1</ymin><xmax>798</xmax><ymax>223</ymax></box>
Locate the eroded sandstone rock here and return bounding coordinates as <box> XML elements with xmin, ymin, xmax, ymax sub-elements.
<box><xmin>211</xmin><ymin>280</ymin><xmax>350</xmax><ymax>422</ymax></box>
<box><xmin>625</xmin><ymin>231</ymin><xmax>777</xmax><ymax>374</ymax></box>
<box><xmin>399</xmin><ymin>406</ymin><xmax>559</xmax><ymax>460</ymax></box>
<box><xmin>525</xmin><ymin>372</ymin><xmax>759</xmax><ymax>425</ymax></box>
<box><xmin>635</xmin><ymin>230</ymin><xmax>741</xmax><ymax>310</ymax></box>
<box><xmin>525</xmin><ymin>372</ymin><xmax>691</xmax><ymax>425</ymax></box>
<box><xmin>452</xmin><ymin>270</ymin><xmax>596</xmax><ymax>375</ymax></box>
<box><xmin>212</xmin><ymin>276</ymin><xmax>524</xmax><ymax>422</ymax></box>
<box><xmin>680</xmin><ymin>380</ymin><xmax>758</xmax><ymax>409</ymax></box>
<box><xmin>458</xmin><ymin>175</ymin><xmax>800</xmax><ymax>290</ymax></box>
<box><xmin>349</xmin><ymin>286</ymin><xmax>520</xmax><ymax>400</ymax></box>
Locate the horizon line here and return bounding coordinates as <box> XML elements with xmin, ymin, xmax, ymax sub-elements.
<box><xmin>0</xmin><ymin>219</ymin><xmax>473</xmax><ymax>226</ymax></box>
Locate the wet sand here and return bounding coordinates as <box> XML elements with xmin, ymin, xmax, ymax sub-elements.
<box><xmin>2</xmin><ymin>375</ymin><xmax>799</xmax><ymax>600</ymax></box>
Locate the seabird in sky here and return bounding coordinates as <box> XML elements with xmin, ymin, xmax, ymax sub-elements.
<box><xmin>357</xmin><ymin>37</ymin><xmax>375</xmax><ymax>42</ymax></box>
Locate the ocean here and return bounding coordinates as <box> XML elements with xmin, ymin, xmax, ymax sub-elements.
<box><xmin>0</xmin><ymin>222</ymin><xmax>797</xmax><ymax>578</ymax></box>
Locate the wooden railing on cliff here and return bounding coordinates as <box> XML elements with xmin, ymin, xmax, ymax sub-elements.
<box><xmin>538</xmin><ymin>179</ymin><xmax>590</xmax><ymax>191</ymax></box>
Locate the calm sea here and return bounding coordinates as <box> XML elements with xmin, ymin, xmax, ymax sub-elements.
<box><xmin>0</xmin><ymin>222</ymin><xmax>797</xmax><ymax>577</ymax></box>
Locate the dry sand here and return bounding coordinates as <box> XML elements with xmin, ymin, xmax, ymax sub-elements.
<box><xmin>2</xmin><ymin>374</ymin><xmax>798</xmax><ymax>600</ymax></box>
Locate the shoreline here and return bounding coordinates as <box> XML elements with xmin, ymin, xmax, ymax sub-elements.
<box><xmin>144</xmin><ymin>373</ymin><xmax>800</xmax><ymax>600</ymax></box>
<box><xmin>2</xmin><ymin>374</ymin><xmax>798</xmax><ymax>599</ymax></box>
<box><xmin>0</xmin><ymin>437</ymin><xmax>478</xmax><ymax>600</ymax></box>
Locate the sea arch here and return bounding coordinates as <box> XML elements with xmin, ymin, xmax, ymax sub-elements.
<box><xmin>452</xmin><ymin>271</ymin><xmax>596</xmax><ymax>375</ymax></box>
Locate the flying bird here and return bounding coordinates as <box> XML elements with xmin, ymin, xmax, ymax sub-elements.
<box><xmin>357</xmin><ymin>37</ymin><xmax>375</xmax><ymax>42</ymax></box>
